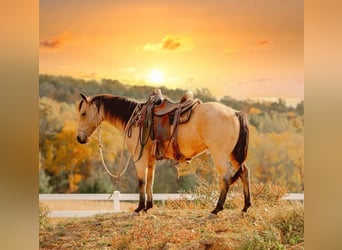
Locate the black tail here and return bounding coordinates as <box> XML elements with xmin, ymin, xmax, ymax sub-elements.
<box><xmin>232</xmin><ymin>112</ymin><xmax>249</xmax><ymax>164</ymax></box>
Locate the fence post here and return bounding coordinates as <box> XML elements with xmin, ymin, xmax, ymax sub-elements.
<box><xmin>113</xmin><ymin>191</ymin><xmax>120</xmax><ymax>212</ymax></box>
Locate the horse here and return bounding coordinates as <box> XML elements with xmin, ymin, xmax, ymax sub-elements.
<box><xmin>76</xmin><ymin>92</ymin><xmax>251</xmax><ymax>217</ymax></box>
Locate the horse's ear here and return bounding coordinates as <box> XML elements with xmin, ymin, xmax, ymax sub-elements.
<box><xmin>80</xmin><ymin>93</ymin><xmax>88</xmax><ymax>102</ymax></box>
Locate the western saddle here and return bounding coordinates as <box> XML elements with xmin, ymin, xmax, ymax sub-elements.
<box><xmin>126</xmin><ymin>89</ymin><xmax>202</xmax><ymax>162</ymax></box>
<box><xmin>153</xmin><ymin>89</ymin><xmax>195</xmax><ymax>116</ymax></box>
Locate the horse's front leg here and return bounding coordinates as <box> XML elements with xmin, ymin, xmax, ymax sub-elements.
<box><xmin>134</xmin><ymin>159</ymin><xmax>148</xmax><ymax>213</ymax></box>
<box><xmin>145</xmin><ymin>157</ymin><xmax>156</xmax><ymax>212</ymax></box>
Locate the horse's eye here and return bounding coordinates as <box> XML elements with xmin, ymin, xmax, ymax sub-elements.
<box><xmin>81</xmin><ymin>112</ymin><xmax>86</xmax><ymax>117</ymax></box>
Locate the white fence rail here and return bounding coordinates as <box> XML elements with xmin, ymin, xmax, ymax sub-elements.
<box><xmin>39</xmin><ymin>192</ymin><xmax>304</xmax><ymax>218</ymax></box>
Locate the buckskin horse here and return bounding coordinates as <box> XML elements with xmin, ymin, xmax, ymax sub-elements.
<box><xmin>76</xmin><ymin>90</ymin><xmax>251</xmax><ymax>217</ymax></box>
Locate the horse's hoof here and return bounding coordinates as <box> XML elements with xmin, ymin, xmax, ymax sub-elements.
<box><xmin>207</xmin><ymin>213</ymin><xmax>219</xmax><ymax>220</ymax></box>
<box><xmin>240</xmin><ymin>211</ymin><xmax>247</xmax><ymax>217</ymax></box>
<box><xmin>129</xmin><ymin>211</ymin><xmax>139</xmax><ymax>219</ymax></box>
<box><xmin>147</xmin><ymin>214</ymin><xmax>157</xmax><ymax>220</ymax></box>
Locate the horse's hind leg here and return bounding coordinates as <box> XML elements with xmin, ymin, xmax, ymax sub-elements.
<box><xmin>231</xmin><ymin>160</ymin><xmax>251</xmax><ymax>212</ymax></box>
<box><xmin>210</xmin><ymin>154</ymin><xmax>233</xmax><ymax>215</ymax></box>
<box><xmin>240</xmin><ymin>163</ymin><xmax>251</xmax><ymax>212</ymax></box>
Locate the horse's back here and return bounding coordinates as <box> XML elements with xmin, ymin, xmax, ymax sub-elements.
<box><xmin>196</xmin><ymin>102</ymin><xmax>239</xmax><ymax>120</ymax></box>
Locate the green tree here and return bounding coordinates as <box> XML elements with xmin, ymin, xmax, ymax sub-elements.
<box><xmin>39</xmin><ymin>169</ymin><xmax>53</xmax><ymax>193</ymax></box>
<box><xmin>248</xmin><ymin>126</ymin><xmax>304</xmax><ymax>192</ymax></box>
<box><xmin>77</xmin><ymin>165</ymin><xmax>114</xmax><ymax>193</ymax></box>
<box><xmin>295</xmin><ymin>100</ymin><xmax>304</xmax><ymax>115</ymax></box>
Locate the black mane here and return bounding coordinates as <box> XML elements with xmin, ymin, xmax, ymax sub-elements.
<box><xmin>90</xmin><ymin>94</ymin><xmax>139</xmax><ymax>126</ymax></box>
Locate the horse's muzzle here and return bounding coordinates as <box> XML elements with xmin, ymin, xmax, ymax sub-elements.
<box><xmin>76</xmin><ymin>134</ymin><xmax>88</xmax><ymax>144</ymax></box>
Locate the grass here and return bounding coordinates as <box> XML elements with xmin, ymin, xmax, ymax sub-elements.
<box><xmin>39</xmin><ymin>183</ymin><xmax>304</xmax><ymax>249</ymax></box>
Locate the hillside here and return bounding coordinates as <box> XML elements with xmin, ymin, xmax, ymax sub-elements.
<box><xmin>40</xmin><ymin>184</ymin><xmax>304</xmax><ymax>249</ymax></box>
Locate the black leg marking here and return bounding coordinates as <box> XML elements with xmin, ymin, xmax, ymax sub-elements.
<box><xmin>240</xmin><ymin>163</ymin><xmax>251</xmax><ymax>212</ymax></box>
<box><xmin>135</xmin><ymin>196</ymin><xmax>146</xmax><ymax>213</ymax></box>
<box><xmin>211</xmin><ymin>189</ymin><xmax>227</xmax><ymax>214</ymax></box>
<box><xmin>242</xmin><ymin>183</ymin><xmax>251</xmax><ymax>212</ymax></box>
<box><xmin>144</xmin><ymin>200</ymin><xmax>153</xmax><ymax>212</ymax></box>
<box><xmin>211</xmin><ymin>177</ymin><xmax>230</xmax><ymax>215</ymax></box>
<box><xmin>242</xmin><ymin>196</ymin><xmax>251</xmax><ymax>212</ymax></box>
<box><xmin>134</xmin><ymin>179</ymin><xmax>146</xmax><ymax>213</ymax></box>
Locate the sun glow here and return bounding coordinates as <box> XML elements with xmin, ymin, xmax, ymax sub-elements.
<box><xmin>148</xmin><ymin>69</ymin><xmax>164</xmax><ymax>84</ymax></box>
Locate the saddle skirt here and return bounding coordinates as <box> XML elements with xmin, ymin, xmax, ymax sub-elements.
<box><xmin>151</xmin><ymin>93</ymin><xmax>201</xmax><ymax>161</ymax></box>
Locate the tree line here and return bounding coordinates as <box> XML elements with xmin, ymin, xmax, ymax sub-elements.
<box><xmin>39</xmin><ymin>74</ymin><xmax>304</xmax><ymax>194</ymax></box>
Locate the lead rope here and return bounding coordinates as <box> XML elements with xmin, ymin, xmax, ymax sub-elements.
<box><xmin>98</xmin><ymin>127</ymin><xmax>131</xmax><ymax>179</ymax></box>
<box><xmin>90</xmin><ymin>126</ymin><xmax>132</xmax><ymax>199</ymax></box>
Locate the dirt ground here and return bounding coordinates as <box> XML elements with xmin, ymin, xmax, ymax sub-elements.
<box><xmin>42</xmin><ymin>200</ymin><xmax>137</xmax><ymax>211</ymax></box>
<box><xmin>41</xmin><ymin>200</ymin><xmax>138</xmax><ymax>224</ymax></box>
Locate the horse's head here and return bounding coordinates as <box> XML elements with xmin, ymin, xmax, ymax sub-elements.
<box><xmin>76</xmin><ymin>93</ymin><xmax>101</xmax><ymax>144</ymax></box>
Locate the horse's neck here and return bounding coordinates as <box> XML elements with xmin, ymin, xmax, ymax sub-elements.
<box><xmin>102</xmin><ymin>109</ymin><xmax>125</xmax><ymax>132</ymax></box>
<box><xmin>100</xmin><ymin>95</ymin><xmax>137</xmax><ymax>132</ymax></box>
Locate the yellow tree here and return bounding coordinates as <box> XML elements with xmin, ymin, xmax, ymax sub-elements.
<box><xmin>248</xmin><ymin>124</ymin><xmax>304</xmax><ymax>192</ymax></box>
<box><xmin>43</xmin><ymin>121</ymin><xmax>97</xmax><ymax>192</ymax></box>
<box><xmin>287</xmin><ymin>131</ymin><xmax>304</xmax><ymax>191</ymax></box>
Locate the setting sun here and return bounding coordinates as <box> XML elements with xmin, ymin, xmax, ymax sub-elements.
<box><xmin>148</xmin><ymin>69</ymin><xmax>164</xmax><ymax>84</ymax></box>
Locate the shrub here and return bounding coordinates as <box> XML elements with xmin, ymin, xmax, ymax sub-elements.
<box><xmin>190</xmin><ymin>177</ymin><xmax>219</xmax><ymax>208</ymax></box>
<box><xmin>77</xmin><ymin>166</ymin><xmax>114</xmax><ymax>193</ymax></box>
<box><xmin>166</xmin><ymin>176</ymin><xmax>218</xmax><ymax>209</ymax></box>
<box><xmin>240</xmin><ymin>223</ymin><xmax>285</xmax><ymax>250</ymax></box>
<box><xmin>39</xmin><ymin>202</ymin><xmax>51</xmax><ymax>230</ymax></box>
<box><xmin>39</xmin><ymin>169</ymin><xmax>53</xmax><ymax>193</ymax></box>
<box><xmin>251</xmin><ymin>182</ymin><xmax>288</xmax><ymax>207</ymax></box>
<box><xmin>273</xmin><ymin>203</ymin><xmax>304</xmax><ymax>244</ymax></box>
<box><xmin>226</xmin><ymin>182</ymin><xmax>288</xmax><ymax>210</ymax></box>
<box><xmin>168</xmin><ymin>178</ymin><xmax>288</xmax><ymax>211</ymax></box>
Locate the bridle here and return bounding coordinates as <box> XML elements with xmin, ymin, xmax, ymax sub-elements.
<box><xmin>77</xmin><ymin>103</ymin><xmax>102</xmax><ymax>137</ymax></box>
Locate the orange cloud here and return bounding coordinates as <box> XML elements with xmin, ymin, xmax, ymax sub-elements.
<box><xmin>224</xmin><ymin>39</ymin><xmax>272</xmax><ymax>54</ymax></box>
<box><xmin>138</xmin><ymin>35</ymin><xmax>194</xmax><ymax>52</ymax></box>
<box><xmin>162</xmin><ymin>36</ymin><xmax>182</xmax><ymax>50</ymax></box>
<box><xmin>40</xmin><ymin>31</ymin><xmax>74</xmax><ymax>50</ymax></box>
<box><xmin>257</xmin><ymin>40</ymin><xmax>271</xmax><ymax>46</ymax></box>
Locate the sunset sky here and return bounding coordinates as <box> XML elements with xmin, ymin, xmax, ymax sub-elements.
<box><xmin>39</xmin><ymin>0</ymin><xmax>303</xmax><ymax>104</ymax></box>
